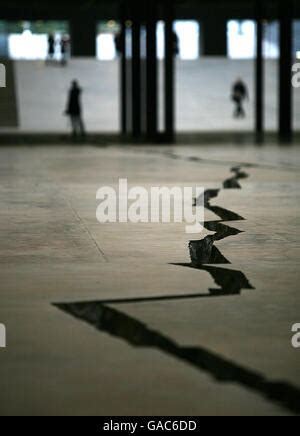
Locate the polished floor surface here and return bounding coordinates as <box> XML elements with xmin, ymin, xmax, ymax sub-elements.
<box><xmin>0</xmin><ymin>144</ymin><xmax>299</xmax><ymax>416</ymax></box>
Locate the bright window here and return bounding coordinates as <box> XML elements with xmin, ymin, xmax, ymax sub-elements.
<box><xmin>228</xmin><ymin>20</ymin><xmax>256</xmax><ymax>59</ymax></box>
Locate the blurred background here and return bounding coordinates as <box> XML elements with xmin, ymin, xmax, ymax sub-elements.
<box><xmin>0</xmin><ymin>0</ymin><xmax>299</xmax><ymax>138</ymax></box>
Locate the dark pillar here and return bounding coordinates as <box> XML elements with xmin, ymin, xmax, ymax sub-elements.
<box><xmin>0</xmin><ymin>35</ymin><xmax>9</xmax><ymax>58</ymax></box>
<box><xmin>201</xmin><ymin>17</ymin><xmax>227</xmax><ymax>56</ymax></box>
<box><xmin>0</xmin><ymin>21</ymin><xmax>9</xmax><ymax>58</ymax></box>
<box><xmin>279</xmin><ymin>0</ymin><xmax>293</xmax><ymax>139</ymax></box>
<box><xmin>146</xmin><ymin>0</ymin><xmax>158</xmax><ymax>139</ymax></box>
<box><xmin>120</xmin><ymin>0</ymin><xmax>175</xmax><ymax>143</ymax></box>
<box><xmin>70</xmin><ymin>15</ymin><xmax>97</xmax><ymax>57</ymax></box>
<box><xmin>120</xmin><ymin>5</ymin><xmax>127</xmax><ymax>134</ymax></box>
<box><xmin>164</xmin><ymin>0</ymin><xmax>175</xmax><ymax>141</ymax></box>
<box><xmin>255</xmin><ymin>2</ymin><xmax>264</xmax><ymax>136</ymax></box>
<box><xmin>131</xmin><ymin>5</ymin><xmax>141</xmax><ymax>137</ymax></box>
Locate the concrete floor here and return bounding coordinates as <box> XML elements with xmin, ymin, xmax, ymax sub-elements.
<box><xmin>1</xmin><ymin>58</ymin><xmax>300</xmax><ymax>133</ymax></box>
<box><xmin>0</xmin><ymin>144</ymin><xmax>299</xmax><ymax>416</ymax></box>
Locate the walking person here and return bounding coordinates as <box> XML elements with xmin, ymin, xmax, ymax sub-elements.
<box><xmin>65</xmin><ymin>80</ymin><xmax>86</xmax><ymax>141</ymax></box>
<box><xmin>60</xmin><ymin>35</ymin><xmax>70</xmax><ymax>66</ymax></box>
<box><xmin>47</xmin><ymin>34</ymin><xmax>55</xmax><ymax>61</ymax></box>
<box><xmin>231</xmin><ymin>78</ymin><xmax>249</xmax><ymax>118</ymax></box>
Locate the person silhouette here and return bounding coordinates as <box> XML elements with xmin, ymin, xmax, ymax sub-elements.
<box><xmin>231</xmin><ymin>78</ymin><xmax>249</xmax><ymax>118</ymax></box>
<box><xmin>65</xmin><ymin>80</ymin><xmax>86</xmax><ymax>140</ymax></box>
<box><xmin>173</xmin><ymin>31</ymin><xmax>180</xmax><ymax>57</ymax></box>
<box><xmin>60</xmin><ymin>35</ymin><xmax>70</xmax><ymax>66</ymax></box>
<box><xmin>114</xmin><ymin>32</ymin><xmax>122</xmax><ymax>57</ymax></box>
<box><xmin>47</xmin><ymin>34</ymin><xmax>55</xmax><ymax>60</ymax></box>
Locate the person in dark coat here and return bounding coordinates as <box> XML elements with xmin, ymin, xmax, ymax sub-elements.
<box><xmin>48</xmin><ymin>34</ymin><xmax>55</xmax><ymax>60</ymax></box>
<box><xmin>60</xmin><ymin>35</ymin><xmax>70</xmax><ymax>66</ymax></box>
<box><xmin>65</xmin><ymin>80</ymin><xmax>86</xmax><ymax>140</ymax></box>
<box><xmin>173</xmin><ymin>31</ymin><xmax>180</xmax><ymax>57</ymax></box>
<box><xmin>231</xmin><ymin>78</ymin><xmax>249</xmax><ymax>118</ymax></box>
<box><xmin>114</xmin><ymin>32</ymin><xmax>122</xmax><ymax>57</ymax></box>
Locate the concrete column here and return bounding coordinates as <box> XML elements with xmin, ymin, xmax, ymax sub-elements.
<box><xmin>70</xmin><ymin>15</ymin><xmax>97</xmax><ymax>57</ymax></box>
<box><xmin>279</xmin><ymin>0</ymin><xmax>293</xmax><ymax>139</ymax></box>
<box><xmin>120</xmin><ymin>0</ymin><xmax>174</xmax><ymax>142</ymax></box>
<box><xmin>255</xmin><ymin>1</ymin><xmax>264</xmax><ymax>136</ymax></box>
<box><xmin>164</xmin><ymin>0</ymin><xmax>175</xmax><ymax>141</ymax></box>
<box><xmin>201</xmin><ymin>17</ymin><xmax>227</xmax><ymax>57</ymax></box>
<box><xmin>0</xmin><ymin>22</ymin><xmax>9</xmax><ymax>58</ymax></box>
<box><xmin>131</xmin><ymin>5</ymin><xmax>142</xmax><ymax>137</ymax></box>
<box><xmin>0</xmin><ymin>34</ymin><xmax>9</xmax><ymax>58</ymax></box>
<box><xmin>146</xmin><ymin>0</ymin><xmax>158</xmax><ymax>139</ymax></box>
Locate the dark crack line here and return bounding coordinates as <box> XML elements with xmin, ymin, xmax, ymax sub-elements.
<box><xmin>51</xmin><ymin>157</ymin><xmax>298</xmax><ymax>415</ymax></box>
<box><xmin>136</xmin><ymin>147</ymin><xmax>300</xmax><ymax>173</ymax></box>
<box><xmin>172</xmin><ymin>264</ymin><xmax>254</xmax><ymax>296</ymax></box>
<box><xmin>53</xmin><ymin>302</ymin><xmax>300</xmax><ymax>415</ymax></box>
<box><xmin>54</xmin><ymin>291</ymin><xmax>232</xmax><ymax>306</ymax></box>
<box><xmin>204</xmin><ymin>221</ymin><xmax>243</xmax><ymax>240</ymax></box>
<box><xmin>190</xmin><ymin>171</ymin><xmax>247</xmax><ymax>267</ymax></box>
<box><xmin>175</xmin><ymin>165</ymin><xmax>255</xmax><ymax>295</ymax></box>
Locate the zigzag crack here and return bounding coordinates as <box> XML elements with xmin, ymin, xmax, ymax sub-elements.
<box><xmin>175</xmin><ymin>165</ymin><xmax>255</xmax><ymax>295</ymax></box>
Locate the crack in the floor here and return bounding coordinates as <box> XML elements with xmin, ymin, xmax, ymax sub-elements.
<box><xmin>168</xmin><ymin>168</ymin><xmax>254</xmax><ymax>295</ymax></box>
<box><xmin>54</xmin><ymin>301</ymin><xmax>300</xmax><ymax>415</ymax></box>
<box><xmin>139</xmin><ymin>147</ymin><xmax>300</xmax><ymax>173</ymax></box>
<box><xmin>52</xmin><ymin>159</ymin><xmax>300</xmax><ymax>414</ymax></box>
<box><xmin>172</xmin><ymin>164</ymin><xmax>255</xmax><ymax>295</ymax></box>
<box><xmin>172</xmin><ymin>264</ymin><xmax>254</xmax><ymax>296</ymax></box>
<box><xmin>194</xmin><ymin>188</ymin><xmax>245</xmax><ymax>221</ymax></box>
<box><xmin>223</xmin><ymin>166</ymin><xmax>249</xmax><ymax>189</ymax></box>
